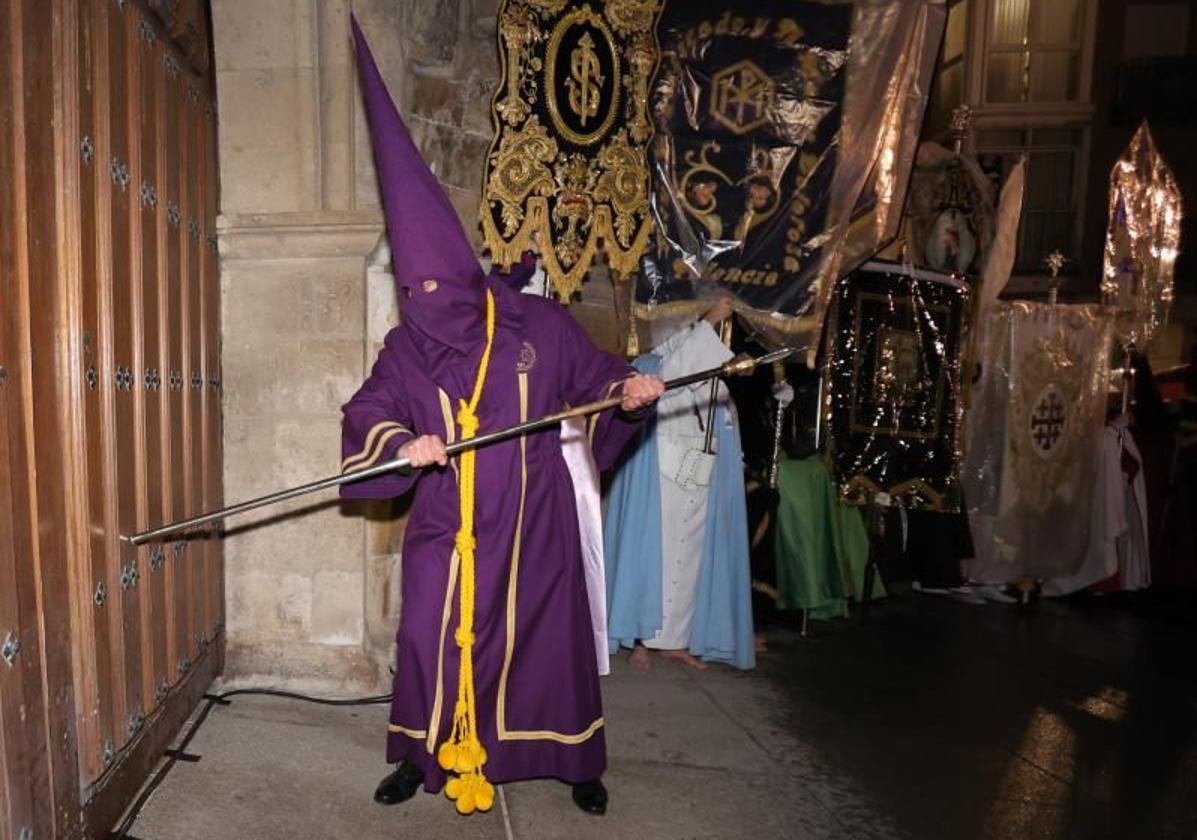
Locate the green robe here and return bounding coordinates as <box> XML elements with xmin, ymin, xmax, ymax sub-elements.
<box><xmin>774</xmin><ymin>456</ymin><xmax>883</xmax><ymax>619</ymax></box>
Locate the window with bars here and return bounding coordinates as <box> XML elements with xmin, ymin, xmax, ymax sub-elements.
<box><xmin>985</xmin><ymin>0</ymin><xmax>1086</xmax><ymax>104</ymax></box>
<box><xmin>974</xmin><ymin>127</ymin><xmax>1082</xmax><ymax>274</ymax></box>
<box><xmin>927</xmin><ymin>0</ymin><xmax>970</xmax><ymax>134</ymax></box>
<box><xmin>925</xmin><ymin>0</ymin><xmax>1095</xmax><ymax>275</ymax></box>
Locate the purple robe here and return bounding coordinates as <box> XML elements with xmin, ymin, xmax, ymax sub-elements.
<box><xmin>340</xmin><ymin>276</ymin><xmax>641</xmax><ymax>790</ymax></box>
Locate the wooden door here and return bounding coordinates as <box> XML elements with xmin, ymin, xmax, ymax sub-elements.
<box><xmin>0</xmin><ymin>1</ymin><xmax>224</xmax><ymax>836</ymax></box>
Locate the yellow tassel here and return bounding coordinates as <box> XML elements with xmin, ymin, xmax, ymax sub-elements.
<box><xmin>437</xmin><ymin>289</ymin><xmax>497</xmax><ymax>815</ymax></box>
<box><xmin>437</xmin><ymin>742</ymin><xmax>458</xmax><ymax>772</ymax></box>
<box><xmin>475</xmin><ymin>779</ymin><xmax>496</xmax><ymax>812</ymax></box>
<box><xmin>455</xmin><ymin>790</ymin><xmax>477</xmax><ymax>815</ymax></box>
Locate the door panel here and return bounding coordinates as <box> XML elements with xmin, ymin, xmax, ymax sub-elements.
<box><xmin>0</xmin><ymin>1</ymin><xmax>223</xmax><ymax>834</ymax></box>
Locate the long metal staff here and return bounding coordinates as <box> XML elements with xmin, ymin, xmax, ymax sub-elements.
<box><xmin>127</xmin><ymin>347</ymin><xmax>793</xmax><ymax>545</ymax></box>
<box><xmin>767</xmin><ymin>367</ymin><xmax>787</xmax><ymax>490</ymax></box>
<box><xmin>702</xmin><ymin>317</ymin><xmax>733</xmax><ymax>454</ymax></box>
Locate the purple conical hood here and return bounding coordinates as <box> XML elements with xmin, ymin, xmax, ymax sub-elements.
<box><xmin>352</xmin><ymin>16</ymin><xmax>484</xmax><ymax>355</ymax></box>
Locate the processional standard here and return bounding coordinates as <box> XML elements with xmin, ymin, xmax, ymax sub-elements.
<box><xmin>127</xmin><ymin>348</ymin><xmax>794</xmax><ymax>545</ymax></box>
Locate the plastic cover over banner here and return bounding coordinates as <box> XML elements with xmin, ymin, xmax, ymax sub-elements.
<box><xmin>1101</xmin><ymin>121</ymin><xmax>1182</xmax><ymax>352</ymax></box>
<box><xmin>637</xmin><ymin>0</ymin><xmax>947</xmax><ymax>360</ymax></box>
<box><xmin>825</xmin><ymin>261</ymin><xmax>969</xmax><ymax>511</ymax></box>
<box><xmin>962</xmin><ymin>303</ymin><xmax>1114</xmax><ymax>584</ymax></box>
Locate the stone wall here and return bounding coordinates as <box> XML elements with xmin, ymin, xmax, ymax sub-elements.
<box><xmin>212</xmin><ymin>0</ymin><xmax>411</xmax><ymax>691</ymax></box>
<box><xmin>212</xmin><ymin>0</ymin><xmax>622</xmax><ymax>691</ymax></box>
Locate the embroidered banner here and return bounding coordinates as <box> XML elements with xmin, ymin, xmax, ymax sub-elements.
<box><xmin>826</xmin><ymin>261</ymin><xmax>969</xmax><ymax>511</ymax></box>
<box><xmin>637</xmin><ymin>1</ymin><xmax>946</xmax><ymax>358</ymax></box>
<box><xmin>481</xmin><ymin>0</ymin><xmax>663</xmax><ymax>299</ymax></box>
<box><xmin>962</xmin><ymin>302</ymin><xmax>1114</xmax><ymax>583</ymax></box>
<box><xmin>640</xmin><ymin>1</ymin><xmax>851</xmax><ymax>313</ymax></box>
<box><xmin>901</xmin><ymin>146</ymin><xmax>996</xmax><ymax>276</ymax></box>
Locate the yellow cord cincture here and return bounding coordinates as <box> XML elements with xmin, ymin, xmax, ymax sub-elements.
<box><xmin>437</xmin><ymin>289</ymin><xmax>497</xmax><ymax>815</ymax></box>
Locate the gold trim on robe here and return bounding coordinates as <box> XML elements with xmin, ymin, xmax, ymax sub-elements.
<box><xmin>342</xmin><ymin>420</ymin><xmax>411</xmax><ymax>472</ymax></box>
<box><xmin>497</xmin><ymin>371</ymin><xmax>604</xmax><ymax>745</ymax></box>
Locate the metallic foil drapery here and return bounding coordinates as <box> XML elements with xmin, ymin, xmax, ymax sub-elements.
<box><xmin>481</xmin><ymin>0</ymin><xmax>663</xmax><ymax>300</ymax></box>
<box><xmin>825</xmin><ymin>261</ymin><xmax>969</xmax><ymax>511</ymax></box>
<box><xmin>1101</xmin><ymin>121</ymin><xmax>1183</xmax><ymax>351</ymax></box>
<box><xmin>638</xmin><ymin>0</ymin><xmax>946</xmax><ymax>360</ymax></box>
<box><xmin>962</xmin><ymin>303</ymin><xmax>1114</xmax><ymax>584</ymax></box>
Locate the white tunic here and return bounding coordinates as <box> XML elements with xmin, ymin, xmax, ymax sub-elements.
<box><xmin>644</xmin><ymin>321</ymin><xmax>734</xmax><ymax>650</ymax></box>
<box><xmin>1041</xmin><ymin>417</ymin><xmax>1151</xmax><ymax>596</ymax></box>
<box><xmin>520</xmin><ymin>264</ymin><xmax>610</xmax><ymax>673</ymax></box>
<box><xmin>560</xmin><ymin>417</ymin><xmax>610</xmax><ymax>675</ymax></box>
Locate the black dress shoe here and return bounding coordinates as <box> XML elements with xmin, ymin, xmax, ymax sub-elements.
<box><xmin>571</xmin><ymin>778</ymin><xmax>608</xmax><ymax>815</ymax></box>
<box><xmin>373</xmin><ymin>761</ymin><xmax>424</xmax><ymax>805</ymax></box>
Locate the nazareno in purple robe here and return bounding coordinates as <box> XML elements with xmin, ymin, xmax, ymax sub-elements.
<box><xmin>340</xmin><ymin>278</ymin><xmax>642</xmax><ymax>789</ymax></box>
<box><xmin>342</xmin><ymin>18</ymin><xmax>646</xmax><ymax>792</ymax></box>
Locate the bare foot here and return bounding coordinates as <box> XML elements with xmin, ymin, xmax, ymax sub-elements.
<box><xmin>754</xmin><ymin>633</ymin><xmax>768</xmax><ymax>654</ymax></box>
<box><xmin>659</xmin><ymin>649</ymin><xmax>708</xmax><ymax>670</ymax></box>
<box><xmin>629</xmin><ymin>645</ymin><xmax>651</xmax><ymax>671</ymax></box>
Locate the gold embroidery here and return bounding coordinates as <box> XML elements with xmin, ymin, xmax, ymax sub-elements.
<box><xmin>486</xmin><ymin>117</ymin><xmax>559</xmax><ymax>239</ymax></box>
<box><xmin>1006</xmin><ymin>312</ymin><xmax>1101</xmax><ymax>511</ymax></box>
<box><xmin>840</xmin><ymin>475</ymin><xmax>946</xmax><ymax>511</ymax></box>
<box><xmin>545</xmin><ymin>7</ymin><xmax>620</xmax><ymax>146</ymax></box>
<box><xmin>517</xmin><ymin>341</ymin><xmax>538</xmax><ymax>373</ymax></box>
<box><xmin>710</xmin><ymin>60</ymin><xmax>775</xmax><ymax>135</ymax></box>
<box><xmin>482</xmin><ymin>0</ymin><xmax>662</xmax><ymax>300</ymax></box>
<box><xmin>606</xmin><ymin>0</ymin><xmax>657</xmax><ymax>35</ymax></box>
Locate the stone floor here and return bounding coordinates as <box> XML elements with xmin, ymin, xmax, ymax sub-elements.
<box><xmin>130</xmin><ymin>592</ymin><xmax>1197</xmax><ymax>840</ymax></box>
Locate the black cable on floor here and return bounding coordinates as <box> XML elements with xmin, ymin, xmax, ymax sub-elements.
<box><xmin>109</xmin><ymin>687</ymin><xmax>393</xmax><ymax>839</ymax></box>
<box><xmin>214</xmin><ymin>687</ymin><xmax>393</xmax><ymax>707</ymax></box>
